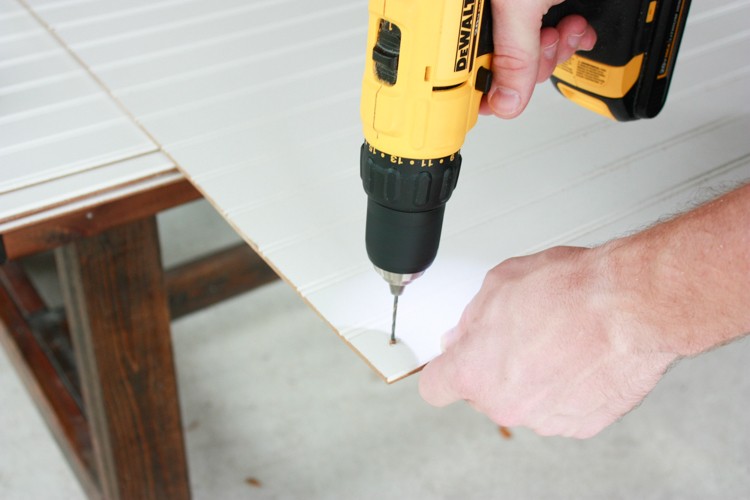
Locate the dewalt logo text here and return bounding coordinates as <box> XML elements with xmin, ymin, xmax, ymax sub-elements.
<box><xmin>454</xmin><ymin>0</ymin><xmax>480</xmax><ymax>71</ymax></box>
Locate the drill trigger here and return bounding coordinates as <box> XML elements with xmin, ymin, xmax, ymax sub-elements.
<box><xmin>475</xmin><ymin>66</ymin><xmax>493</xmax><ymax>94</ymax></box>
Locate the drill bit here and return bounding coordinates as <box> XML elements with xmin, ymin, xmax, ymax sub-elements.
<box><xmin>373</xmin><ymin>268</ymin><xmax>420</xmax><ymax>346</ymax></box>
<box><xmin>390</xmin><ymin>294</ymin><xmax>399</xmax><ymax>345</ymax></box>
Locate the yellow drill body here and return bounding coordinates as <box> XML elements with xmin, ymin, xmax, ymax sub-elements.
<box><xmin>361</xmin><ymin>0</ymin><xmax>492</xmax><ymax>160</ymax></box>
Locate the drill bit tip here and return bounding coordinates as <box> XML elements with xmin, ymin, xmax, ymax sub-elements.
<box><xmin>390</xmin><ymin>294</ymin><xmax>399</xmax><ymax>345</ymax></box>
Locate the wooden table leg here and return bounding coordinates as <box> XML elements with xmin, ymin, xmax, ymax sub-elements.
<box><xmin>0</xmin><ymin>263</ymin><xmax>97</xmax><ymax>498</ymax></box>
<box><xmin>55</xmin><ymin>217</ymin><xmax>190</xmax><ymax>500</ymax></box>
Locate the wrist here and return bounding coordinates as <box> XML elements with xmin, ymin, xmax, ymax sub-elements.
<box><xmin>597</xmin><ymin>197</ymin><xmax>750</xmax><ymax>357</ymax></box>
<box><xmin>595</xmin><ymin>235</ymin><xmax>695</xmax><ymax>357</ymax></box>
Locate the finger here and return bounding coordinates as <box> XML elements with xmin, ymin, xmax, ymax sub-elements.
<box><xmin>419</xmin><ymin>348</ymin><xmax>465</xmax><ymax>407</ymax></box>
<box><xmin>537</xmin><ymin>26</ymin><xmax>560</xmax><ymax>83</ymax></box>
<box><xmin>487</xmin><ymin>0</ymin><xmax>547</xmax><ymax>118</ymax></box>
<box><xmin>554</xmin><ymin>15</ymin><xmax>597</xmax><ymax>64</ymax></box>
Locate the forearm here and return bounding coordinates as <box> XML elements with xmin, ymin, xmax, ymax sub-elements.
<box><xmin>604</xmin><ymin>183</ymin><xmax>750</xmax><ymax>356</ymax></box>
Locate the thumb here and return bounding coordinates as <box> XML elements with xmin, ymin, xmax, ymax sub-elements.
<box><xmin>487</xmin><ymin>0</ymin><xmax>553</xmax><ymax>118</ymax></box>
<box><xmin>418</xmin><ymin>327</ymin><xmax>466</xmax><ymax>407</ymax></box>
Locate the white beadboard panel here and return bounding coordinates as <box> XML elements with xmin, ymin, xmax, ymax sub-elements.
<box><xmin>134</xmin><ymin>49</ymin><xmax>362</xmax><ymax>146</ymax></box>
<box><xmin>27</xmin><ymin>0</ymin><xmax>207</xmax><ymax>26</ymax></box>
<box><xmin>0</xmin><ymin>95</ymin><xmax>126</xmax><ymax>150</ymax></box>
<box><xmin>261</xmin><ymin>215</ymin><xmax>367</xmax><ymax>296</ymax></box>
<box><xmin>38</xmin><ymin>1</ymin><xmax>364</xmax><ymax>95</ymax></box>
<box><xmin>0</xmin><ymin>73</ymin><xmax>99</xmax><ymax>118</ymax></box>
<box><xmin>0</xmin><ymin>0</ymin><xmax>22</xmax><ymax>14</ymax></box>
<box><xmin>117</xmin><ymin>37</ymin><xmax>361</xmax><ymax>119</ymax></box>
<box><xmin>0</xmin><ymin>151</ymin><xmax>175</xmax><ymax>227</ymax></box>
<box><xmin>0</xmin><ymin>29</ymin><xmax>60</xmax><ymax>65</ymax></box>
<box><xmin>0</xmin><ymin>169</ymin><xmax>184</xmax><ymax>234</ymax></box>
<box><xmin>682</xmin><ymin>0</ymin><xmax>750</xmax><ymax>46</ymax></box>
<box><xmin>73</xmin><ymin>3</ymin><xmax>360</xmax><ymax>70</ymax></box>
<box><xmin>0</xmin><ymin>8</ymin><xmax>38</xmax><ymax>41</ymax></box>
<box><xmin>162</xmin><ymin>100</ymin><xmax>360</xmax><ymax>201</ymax></box>
<box><xmin>227</xmin><ymin>172</ymin><xmax>364</xmax><ymax>256</ymax></box>
<box><xmin>185</xmin><ymin>130</ymin><xmax>361</xmax><ymax>215</ymax></box>
<box><xmin>44</xmin><ymin>0</ymin><xmax>287</xmax><ymax>47</ymax></box>
<box><xmin>687</xmin><ymin>0</ymin><xmax>750</xmax><ymax>17</ymax></box>
<box><xmin>670</xmin><ymin>34</ymin><xmax>750</xmax><ymax>98</ymax></box>
<box><xmin>686</xmin><ymin>0</ymin><xmax>750</xmax><ymax>19</ymax></box>
<box><xmin>676</xmin><ymin>4</ymin><xmax>750</xmax><ymax>81</ymax></box>
<box><xmin>0</xmin><ymin>50</ymin><xmax>78</xmax><ymax>91</ymax></box>
<box><xmin>0</xmin><ymin>0</ymin><xmax>157</xmax><ymax>195</ymax></box>
<box><xmin>569</xmin><ymin>156</ymin><xmax>750</xmax><ymax>249</ymax></box>
<box><xmin>0</xmin><ymin>120</ymin><xmax>157</xmax><ymax>193</ymax></box>
<box><xmin>29</xmin><ymin>0</ymin><xmax>750</xmax><ymax>382</ymax></box>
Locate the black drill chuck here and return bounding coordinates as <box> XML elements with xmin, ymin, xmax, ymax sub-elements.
<box><xmin>360</xmin><ymin>142</ymin><xmax>462</xmax><ymax>276</ymax></box>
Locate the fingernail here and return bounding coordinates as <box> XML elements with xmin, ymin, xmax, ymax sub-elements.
<box><xmin>489</xmin><ymin>87</ymin><xmax>521</xmax><ymax>117</ymax></box>
<box><xmin>567</xmin><ymin>31</ymin><xmax>585</xmax><ymax>50</ymax></box>
<box><xmin>543</xmin><ymin>41</ymin><xmax>558</xmax><ymax>61</ymax></box>
<box><xmin>579</xmin><ymin>36</ymin><xmax>595</xmax><ymax>51</ymax></box>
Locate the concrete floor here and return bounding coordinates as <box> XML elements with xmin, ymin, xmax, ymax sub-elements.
<box><xmin>1</xmin><ymin>200</ymin><xmax>748</xmax><ymax>499</ymax></box>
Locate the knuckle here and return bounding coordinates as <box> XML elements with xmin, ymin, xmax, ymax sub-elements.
<box><xmin>492</xmin><ymin>50</ymin><xmax>532</xmax><ymax>73</ymax></box>
<box><xmin>488</xmin><ymin>255</ymin><xmax>525</xmax><ymax>277</ymax></box>
<box><xmin>484</xmin><ymin>264</ymin><xmax>505</xmax><ymax>283</ymax></box>
<box><xmin>542</xmin><ymin>245</ymin><xmax>581</xmax><ymax>261</ymax></box>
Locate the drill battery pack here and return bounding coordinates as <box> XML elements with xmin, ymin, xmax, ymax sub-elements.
<box><xmin>543</xmin><ymin>0</ymin><xmax>692</xmax><ymax>121</ymax></box>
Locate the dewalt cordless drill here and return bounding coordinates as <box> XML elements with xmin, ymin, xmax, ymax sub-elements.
<box><xmin>359</xmin><ymin>0</ymin><xmax>692</xmax><ymax>341</ymax></box>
